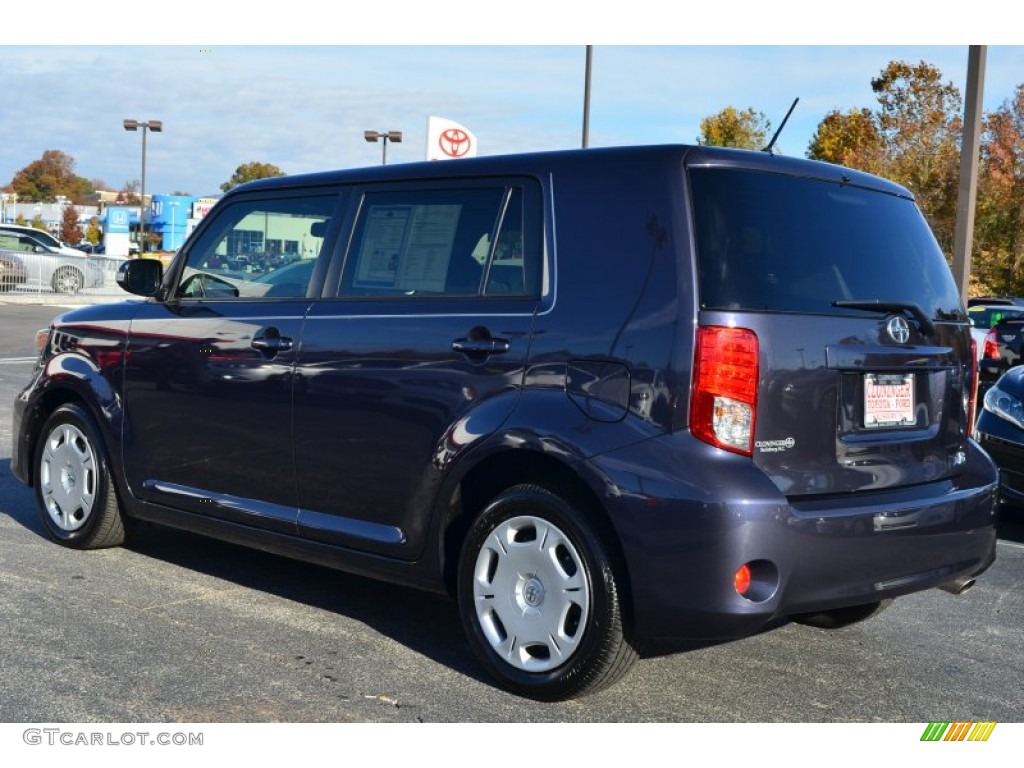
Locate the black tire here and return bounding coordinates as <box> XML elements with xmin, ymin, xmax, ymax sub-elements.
<box><xmin>34</xmin><ymin>404</ymin><xmax>126</xmax><ymax>549</ymax></box>
<box><xmin>457</xmin><ymin>484</ymin><xmax>637</xmax><ymax>700</ymax></box>
<box><xmin>52</xmin><ymin>266</ymin><xmax>84</xmax><ymax>294</ymax></box>
<box><xmin>790</xmin><ymin>599</ymin><xmax>893</xmax><ymax>629</ymax></box>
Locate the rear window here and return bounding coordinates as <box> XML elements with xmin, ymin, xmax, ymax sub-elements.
<box><xmin>690</xmin><ymin>168</ymin><xmax>964</xmax><ymax>320</ymax></box>
<box><xmin>969</xmin><ymin>305</ymin><xmax>1024</xmax><ymax>330</ymax></box>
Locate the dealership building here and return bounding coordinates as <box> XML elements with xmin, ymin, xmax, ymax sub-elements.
<box><xmin>0</xmin><ymin>192</ymin><xmax>218</xmax><ymax>256</ymax></box>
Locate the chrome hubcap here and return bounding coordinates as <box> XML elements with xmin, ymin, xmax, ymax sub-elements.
<box><xmin>472</xmin><ymin>515</ymin><xmax>590</xmax><ymax>672</ymax></box>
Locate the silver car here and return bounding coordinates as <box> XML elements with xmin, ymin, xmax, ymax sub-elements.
<box><xmin>0</xmin><ymin>231</ymin><xmax>104</xmax><ymax>294</ymax></box>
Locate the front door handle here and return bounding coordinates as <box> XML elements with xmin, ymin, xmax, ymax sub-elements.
<box><xmin>252</xmin><ymin>328</ymin><xmax>294</xmax><ymax>356</ymax></box>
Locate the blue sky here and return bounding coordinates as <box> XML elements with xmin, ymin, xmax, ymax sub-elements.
<box><xmin>3</xmin><ymin>5</ymin><xmax>1021</xmax><ymax>197</ymax></box>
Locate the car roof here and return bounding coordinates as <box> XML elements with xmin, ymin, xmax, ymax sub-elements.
<box><xmin>968</xmin><ymin>296</ymin><xmax>1024</xmax><ymax>306</ymax></box>
<box><xmin>229</xmin><ymin>144</ymin><xmax>913</xmax><ymax>200</ymax></box>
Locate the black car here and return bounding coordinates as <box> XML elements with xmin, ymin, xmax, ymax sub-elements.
<box><xmin>976</xmin><ymin>365</ymin><xmax>1024</xmax><ymax>505</ymax></box>
<box><xmin>978</xmin><ymin>316</ymin><xmax>1024</xmax><ymax>395</ymax></box>
<box><xmin>11</xmin><ymin>144</ymin><xmax>998</xmax><ymax>700</ymax></box>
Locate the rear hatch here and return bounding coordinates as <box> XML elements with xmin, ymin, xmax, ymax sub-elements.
<box><xmin>688</xmin><ymin>159</ymin><xmax>973</xmax><ymax>496</ymax></box>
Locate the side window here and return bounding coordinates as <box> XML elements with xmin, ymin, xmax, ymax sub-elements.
<box><xmin>484</xmin><ymin>187</ymin><xmax>527</xmax><ymax>296</ymax></box>
<box><xmin>175</xmin><ymin>195</ymin><xmax>338</xmax><ymax>300</ymax></box>
<box><xmin>340</xmin><ymin>183</ymin><xmax>541</xmax><ymax>298</ymax></box>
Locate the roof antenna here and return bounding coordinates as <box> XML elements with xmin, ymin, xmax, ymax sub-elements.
<box><xmin>762</xmin><ymin>97</ymin><xmax>799</xmax><ymax>154</ymax></box>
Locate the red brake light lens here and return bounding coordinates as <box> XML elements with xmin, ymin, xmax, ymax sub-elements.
<box><xmin>982</xmin><ymin>329</ymin><xmax>1000</xmax><ymax>360</ymax></box>
<box><xmin>691</xmin><ymin>326</ymin><xmax>759</xmax><ymax>456</ymax></box>
<box><xmin>968</xmin><ymin>338</ymin><xmax>978</xmax><ymax>430</ymax></box>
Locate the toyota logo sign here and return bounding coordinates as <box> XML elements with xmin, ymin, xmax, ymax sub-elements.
<box><xmin>439</xmin><ymin>128</ymin><xmax>472</xmax><ymax>158</ymax></box>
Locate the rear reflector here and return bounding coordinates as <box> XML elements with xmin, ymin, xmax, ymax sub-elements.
<box><xmin>734</xmin><ymin>564</ymin><xmax>752</xmax><ymax>596</ymax></box>
<box><xmin>691</xmin><ymin>326</ymin><xmax>759</xmax><ymax>455</ymax></box>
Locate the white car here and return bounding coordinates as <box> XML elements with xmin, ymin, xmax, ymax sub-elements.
<box><xmin>0</xmin><ymin>232</ymin><xmax>104</xmax><ymax>293</ymax></box>
<box><xmin>0</xmin><ymin>223</ymin><xmax>86</xmax><ymax>256</ymax></box>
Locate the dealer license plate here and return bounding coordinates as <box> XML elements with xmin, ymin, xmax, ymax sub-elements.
<box><xmin>864</xmin><ymin>373</ymin><xmax>915</xmax><ymax>428</ymax></box>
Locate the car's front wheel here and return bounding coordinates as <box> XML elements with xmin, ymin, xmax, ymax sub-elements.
<box><xmin>35</xmin><ymin>404</ymin><xmax>126</xmax><ymax>549</ymax></box>
<box><xmin>457</xmin><ymin>484</ymin><xmax>637</xmax><ymax>700</ymax></box>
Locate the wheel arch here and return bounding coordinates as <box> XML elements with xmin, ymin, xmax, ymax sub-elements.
<box><xmin>438</xmin><ymin>446</ymin><xmax>634</xmax><ymax>629</ymax></box>
<box><xmin>19</xmin><ymin>375</ymin><xmax>119</xmax><ymax>489</ymax></box>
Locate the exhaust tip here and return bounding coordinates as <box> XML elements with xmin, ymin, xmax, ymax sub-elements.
<box><xmin>938</xmin><ymin>577</ymin><xmax>976</xmax><ymax>595</ymax></box>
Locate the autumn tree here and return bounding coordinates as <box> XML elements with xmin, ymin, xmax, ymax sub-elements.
<box><xmin>806</xmin><ymin>60</ymin><xmax>962</xmax><ymax>257</ymax></box>
<box><xmin>84</xmin><ymin>216</ymin><xmax>103</xmax><ymax>246</ymax></box>
<box><xmin>807</xmin><ymin>108</ymin><xmax>886</xmax><ymax>175</ymax></box>
<box><xmin>872</xmin><ymin>61</ymin><xmax>962</xmax><ymax>253</ymax></box>
<box><xmin>697</xmin><ymin>108</ymin><xmax>771</xmax><ymax>150</ymax></box>
<box><xmin>220</xmin><ymin>162</ymin><xmax>286</xmax><ymax>192</ymax></box>
<box><xmin>60</xmin><ymin>205</ymin><xmax>83</xmax><ymax>245</ymax></box>
<box><xmin>117</xmin><ymin>179</ymin><xmax>141</xmax><ymax>206</ymax></box>
<box><xmin>10</xmin><ymin>150</ymin><xmax>94</xmax><ymax>203</ymax></box>
<box><xmin>972</xmin><ymin>84</ymin><xmax>1024</xmax><ymax>295</ymax></box>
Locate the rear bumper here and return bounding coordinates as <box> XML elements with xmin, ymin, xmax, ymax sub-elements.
<box><xmin>590</xmin><ymin>434</ymin><xmax>999</xmax><ymax>641</ymax></box>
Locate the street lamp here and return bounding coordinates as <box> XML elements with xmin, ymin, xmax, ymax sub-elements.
<box><xmin>364</xmin><ymin>130</ymin><xmax>402</xmax><ymax>165</ymax></box>
<box><xmin>123</xmin><ymin>118</ymin><xmax>162</xmax><ymax>252</ymax></box>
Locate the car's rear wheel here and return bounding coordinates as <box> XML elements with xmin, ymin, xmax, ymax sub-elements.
<box><xmin>35</xmin><ymin>404</ymin><xmax>126</xmax><ymax>549</ymax></box>
<box><xmin>52</xmin><ymin>266</ymin><xmax>84</xmax><ymax>294</ymax></box>
<box><xmin>457</xmin><ymin>484</ymin><xmax>637</xmax><ymax>700</ymax></box>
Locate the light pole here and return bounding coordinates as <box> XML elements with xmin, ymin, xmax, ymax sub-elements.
<box><xmin>364</xmin><ymin>130</ymin><xmax>402</xmax><ymax>165</ymax></box>
<box><xmin>123</xmin><ymin>119</ymin><xmax>162</xmax><ymax>252</ymax></box>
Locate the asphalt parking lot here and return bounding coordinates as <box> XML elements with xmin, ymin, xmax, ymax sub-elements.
<box><xmin>1</xmin><ymin>301</ymin><xmax>1023</xmax><ymax>723</ymax></box>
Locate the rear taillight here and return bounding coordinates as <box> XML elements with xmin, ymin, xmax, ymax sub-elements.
<box><xmin>982</xmin><ymin>329</ymin><xmax>1000</xmax><ymax>360</ymax></box>
<box><xmin>691</xmin><ymin>326</ymin><xmax>759</xmax><ymax>456</ymax></box>
<box><xmin>968</xmin><ymin>338</ymin><xmax>978</xmax><ymax>429</ymax></box>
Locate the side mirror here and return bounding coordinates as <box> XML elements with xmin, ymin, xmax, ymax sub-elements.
<box><xmin>116</xmin><ymin>258</ymin><xmax>163</xmax><ymax>297</ymax></box>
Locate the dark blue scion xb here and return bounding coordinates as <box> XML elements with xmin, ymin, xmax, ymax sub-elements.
<box><xmin>12</xmin><ymin>145</ymin><xmax>998</xmax><ymax>700</ymax></box>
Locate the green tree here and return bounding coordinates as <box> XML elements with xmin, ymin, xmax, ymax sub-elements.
<box><xmin>697</xmin><ymin>108</ymin><xmax>771</xmax><ymax>150</ymax></box>
<box><xmin>9</xmin><ymin>150</ymin><xmax>94</xmax><ymax>204</ymax></box>
<box><xmin>220</xmin><ymin>162</ymin><xmax>286</xmax><ymax>192</ymax></box>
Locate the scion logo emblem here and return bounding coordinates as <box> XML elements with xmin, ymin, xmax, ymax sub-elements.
<box><xmin>439</xmin><ymin>128</ymin><xmax>472</xmax><ymax>158</ymax></box>
<box><xmin>886</xmin><ymin>315</ymin><xmax>911</xmax><ymax>344</ymax></box>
